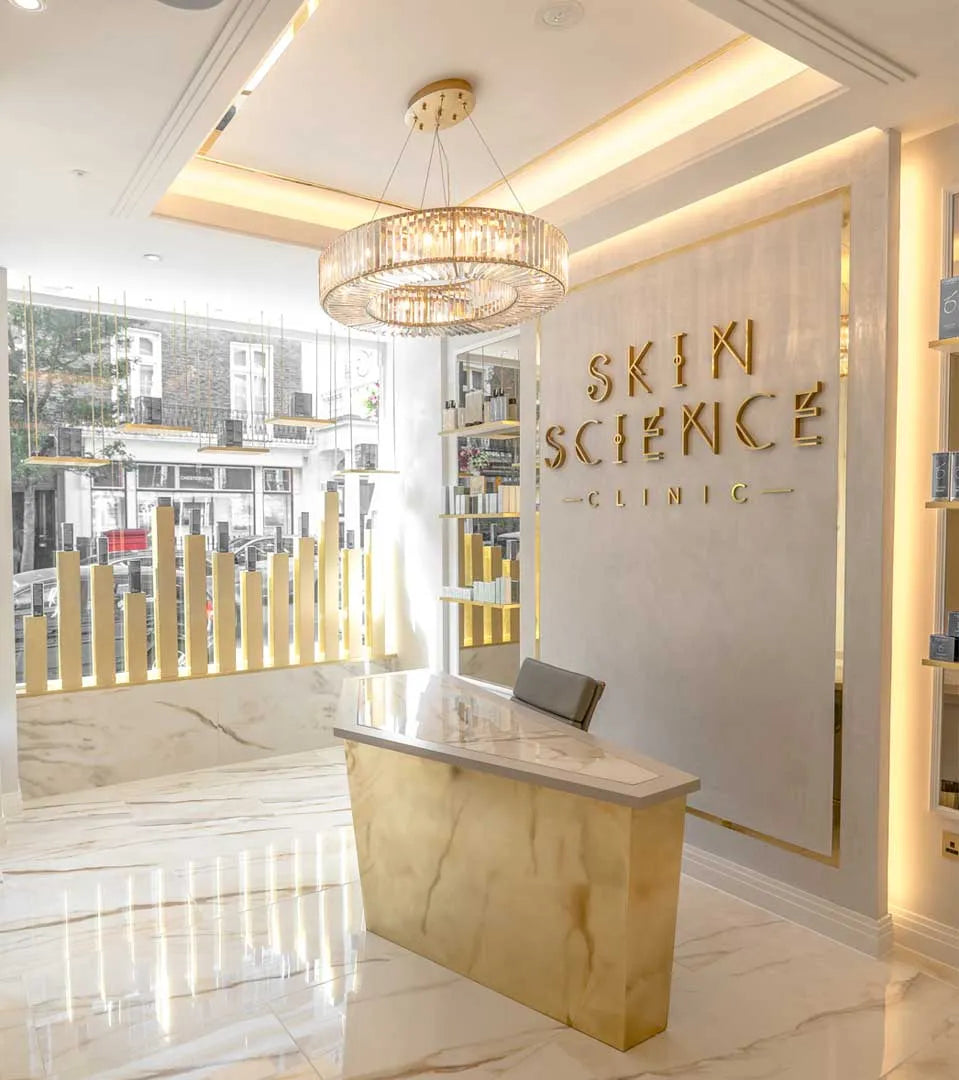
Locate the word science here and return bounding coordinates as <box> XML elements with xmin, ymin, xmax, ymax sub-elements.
<box><xmin>543</xmin><ymin>319</ymin><xmax>829</xmax><ymax>509</ymax></box>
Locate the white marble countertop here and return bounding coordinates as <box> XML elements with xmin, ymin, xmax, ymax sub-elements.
<box><xmin>334</xmin><ymin>670</ymin><xmax>700</xmax><ymax>809</ymax></box>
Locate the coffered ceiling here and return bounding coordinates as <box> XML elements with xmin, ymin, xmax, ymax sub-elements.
<box><xmin>0</xmin><ymin>0</ymin><xmax>958</xmax><ymax>327</ymax></box>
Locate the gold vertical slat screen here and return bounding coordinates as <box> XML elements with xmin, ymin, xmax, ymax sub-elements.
<box><xmin>184</xmin><ymin>534</ymin><xmax>209</xmax><ymax>676</ymax></box>
<box><xmin>19</xmin><ymin>496</ymin><xmax>396</xmax><ymax>696</ymax></box>
<box><xmin>90</xmin><ymin>563</ymin><xmax>116</xmax><ymax>687</ymax></box>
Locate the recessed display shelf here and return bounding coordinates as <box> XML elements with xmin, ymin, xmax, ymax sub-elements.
<box><xmin>439</xmin><ymin>420</ymin><xmax>520</xmax><ymax>439</ymax></box>
<box><xmin>926</xmin><ymin>501</ymin><xmax>959</xmax><ymax>510</ymax></box>
<box><xmin>923</xmin><ymin>658</ymin><xmax>959</xmax><ymax>670</ymax></box>
<box><xmin>265</xmin><ymin>416</ymin><xmax>336</xmax><ymax>428</ymax></box>
<box><xmin>440</xmin><ymin>513</ymin><xmax>520</xmax><ymax>520</ymax></box>
<box><xmin>929</xmin><ymin>337</ymin><xmax>959</xmax><ymax>351</ymax></box>
<box><xmin>440</xmin><ymin>597</ymin><xmax>520</xmax><ymax>610</ymax></box>
<box><xmin>24</xmin><ymin>456</ymin><xmax>112</xmax><ymax>467</ymax></box>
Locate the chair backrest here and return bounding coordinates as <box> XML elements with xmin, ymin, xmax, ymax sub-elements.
<box><xmin>511</xmin><ymin>657</ymin><xmax>605</xmax><ymax>731</ymax></box>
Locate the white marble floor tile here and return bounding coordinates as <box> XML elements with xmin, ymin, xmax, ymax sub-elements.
<box><xmin>2</xmin><ymin>747</ymin><xmax>959</xmax><ymax>1080</ymax></box>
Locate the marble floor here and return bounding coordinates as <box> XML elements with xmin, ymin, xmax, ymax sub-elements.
<box><xmin>1</xmin><ymin>752</ymin><xmax>959</xmax><ymax>1079</ymax></box>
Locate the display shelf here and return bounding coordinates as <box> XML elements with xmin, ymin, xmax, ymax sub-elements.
<box><xmin>120</xmin><ymin>422</ymin><xmax>194</xmax><ymax>435</ymax></box>
<box><xmin>929</xmin><ymin>338</ymin><xmax>959</xmax><ymax>351</ymax></box>
<box><xmin>440</xmin><ymin>513</ymin><xmax>520</xmax><ymax>520</ymax></box>
<box><xmin>334</xmin><ymin>469</ymin><xmax>400</xmax><ymax>476</ymax></box>
<box><xmin>440</xmin><ymin>420</ymin><xmax>520</xmax><ymax>439</ymax></box>
<box><xmin>440</xmin><ymin>597</ymin><xmax>520</xmax><ymax>610</ymax></box>
<box><xmin>926</xmin><ymin>501</ymin><xmax>959</xmax><ymax>509</ymax></box>
<box><xmin>923</xmin><ymin>658</ymin><xmax>959</xmax><ymax>670</ymax></box>
<box><xmin>25</xmin><ymin>456</ymin><xmax>112</xmax><ymax>467</ymax></box>
<box><xmin>197</xmin><ymin>445</ymin><xmax>269</xmax><ymax>455</ymax></box>
<box><xmin>265</xmin><ymin>416</ymin><xmax>336</xmax><ymax>428</ymax></box>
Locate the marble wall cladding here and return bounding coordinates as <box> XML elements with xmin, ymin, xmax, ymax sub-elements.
<box><xmin>16</xmin><ymin>660</ymin><xmax>394</xmax><ymax>800</ymax></box>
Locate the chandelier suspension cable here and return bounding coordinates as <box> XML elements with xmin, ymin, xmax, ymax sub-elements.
<box><xmin>369</xmin><ymin>122</ymin><xmax>416</xmax><ymax>222</ymax></box>
<box><xmin>436</xmin><ymin>127</ymin><xmax>453</xmax><ymax>206</ymax></box>
<box><xmin>466</xmin><ymin>112</ymin><xmax>526</xmax><ymax>214</ymax></box>
<box><xmin>419</xmin><ymin>121</ymin><xmax>440</xmax><ymax>210</ymax></box>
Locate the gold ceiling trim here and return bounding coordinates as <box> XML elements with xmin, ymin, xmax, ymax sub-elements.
<box><xmin>467</xmin><ymin>33</ymin><xmax>752</xmax><ymax>206</ymax></box>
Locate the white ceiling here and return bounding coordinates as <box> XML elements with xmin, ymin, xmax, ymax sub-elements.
<box><xmin>2</xmin><ymin>0</ymin><xmax>959</xmax><ymax>329</ymax></box>
<box><xmin>212</xmin><ymin>0</ymin><xmax>743</xmax><ymax>207</ymax></box>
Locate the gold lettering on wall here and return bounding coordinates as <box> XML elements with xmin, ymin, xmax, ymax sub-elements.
<box><xmin>544</xmin><ymin>425</ymin><xmax>567</xmax><ymax>469</ymax></box>
<box><xmin>681</xmin><ymin>402</ymin><xmax>720</xmax><ymax>455</ymax></box>
<box><xmin>668</xmin><ymin>486</ymin><xmax>681</xmax><ymax>505</ymax></box>
<box><xmin>735</xmin><ymin>393</ymin><xmax>776</xmax><ymax>450</ymax></box>
<box><xmin>587</xmin><ymin>353</ymin><xmax>613</xmax><ymax>402</ymax></box>
<box><xmin>614</xmin><ymin>413</ymin><xmax>627</xmax><ymax>464</ymax></box>
<box><xmin>587</xmin><ymin>490</ymin><xmax>600</xmax><ymax>507</ymax></box>
<box><xmin>711</xmin><ymin>319</ymin><xmax>753</xmax><ymax>378</ymax></box>
<box><xmin>627</xmin><ymin>343</ymin><xmax>653</xmax><ymax>396</ymax></box>
<box><xmin>575</xmin><ymin>420</ymin><xmax>603</xmax><ymax>465</ymax></box>
<box><xmin>703</xmin><ymin>485</ymin><xmax>709</xmax><ymax>504</ymax></box>
<box><xmin>794</xmin><ymin>382</ymin><xmax>824</xmax><ymax>446</ymax></box>
<box><xmin>643</xmin><ymin>488</ymin><xmax>649</xmax><ymax>506</ymax></box>
<box><xmin>731</xmin><ymin>482</ymin><xmax>748</xmax><ymax>503</ymax></box>
<box><xmin>615</xmin><ymin>490</ymin><xmax>625</xmax><ymax>507</ymax></box>
<box><xmin>673</xmin><ymin>333</ymin><xmax>687</xmax><ymax>389</ymax></box>
<box><xmin>643</xmin><ymin>407</ymin><xmax>665</xmax><ymax>461</ymax></box>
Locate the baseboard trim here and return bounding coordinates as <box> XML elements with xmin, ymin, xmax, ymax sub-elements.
<box><xmin>892</xmin><ymin>906</ymin><xmax>959</xmax><ymax>970</ymax></box>
<box><xmin>683</xmin><ymin>843</ymin><xmax>893</xmax><ymax>956</ymax></box>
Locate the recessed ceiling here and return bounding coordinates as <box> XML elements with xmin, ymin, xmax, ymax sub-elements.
<box><xmin>211</xmin><ymin>0</ymin><xmax>746</xmax><ymax>207</ymax></box>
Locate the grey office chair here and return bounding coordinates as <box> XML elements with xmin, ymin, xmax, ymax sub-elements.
<box><xmin>511</xmin><ymin>657</ymin><xmax>605</xmax><ymax>731</ymax></box>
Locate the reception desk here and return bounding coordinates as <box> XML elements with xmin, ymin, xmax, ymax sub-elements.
<box><xmin>335</xmin><ymin>670</ymin><xmax>700</xmax><ymax>1050</ymax></box>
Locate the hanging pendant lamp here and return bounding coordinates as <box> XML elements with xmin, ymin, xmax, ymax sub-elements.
<box><xmin>319</xmin><ymin>79</ymin><xmax>568</xmax><ymax>336</ymax></box>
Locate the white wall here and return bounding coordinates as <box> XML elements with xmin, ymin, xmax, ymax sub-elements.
<box><xmin>393</xmin><ymin>337</ymin><xmax>443</xmax><ymax>670</ymax></box>
<box><xmin>523</xmin><ymin>130</ymin><xmax>898</xmax><ymax>926</ymax></box>
<box><xmin>0</xmin><ymin>267</ymin><xmax>20</xmax><ymax>813</ymax></box>
<box><xmin>890</xmin><ymin>122</ymin><xmax>959</xmax><ymax>948</ymax></box>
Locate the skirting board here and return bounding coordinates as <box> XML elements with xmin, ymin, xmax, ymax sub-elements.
<box><xmin>683</xmin><ymin>843</ymin><xmax>894</xmax><ymax>957</ymax></box>
<box><xmin>892</xmin><ymin>906</ymin><xmax>959</xmax><ymax>971</ymax></box>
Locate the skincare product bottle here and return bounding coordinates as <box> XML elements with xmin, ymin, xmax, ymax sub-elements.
<box><xmin>933</xmin><ymin>452</ymin><xmax>950</xmax><ymax>500</ymax></box>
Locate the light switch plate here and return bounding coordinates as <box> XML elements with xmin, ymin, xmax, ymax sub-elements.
<box><xmin>942</xmin><ymin>831</ymin><xmax>959</xmax><ymax>859</ymax></box>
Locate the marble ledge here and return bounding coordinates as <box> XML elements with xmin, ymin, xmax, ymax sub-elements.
<box><xmin>17</xmin><ymin>658</ymin><xmax>394</xmax><ymax>801</ymax></box>
<box><xmin>335</xmin><ymin>669</ymin><xmax>699</xmax><ymax>810</ymax></box>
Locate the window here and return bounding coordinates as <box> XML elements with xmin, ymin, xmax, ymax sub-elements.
<box><xmin>263</xmin><ymin>467</ymin><xmax>291</xmax><ymax>493</ymax></box>
<box><xmin>177</xmin><ymin>464</ymin><xmax>215</xmax><ymax>490</ymax></box>
<box><xmin>137</xmin><ymin>464</ymin><xmax>176</xmax><ymax>489</ymax></box>
<box><xmin>92</xmin><ymin>461</ymin><xmax>125</xmax><ymax>489</ymax></box>
<box><xmin>121</xmin><ymin>329</ymin><xmax>163</xmax><ymax>400</ymax></box>
<box><xmin>230</xmin><ymin>342</ymin><xmax>272</xmax><ymax>424</ymax></box>
<box><xmin>220</xmin><ymin>467</ymin><xmax>253</xmax><ymax>491</ymax></box>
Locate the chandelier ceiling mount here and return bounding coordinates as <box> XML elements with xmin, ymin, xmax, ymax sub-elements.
<box><xmin>318</xmin><ymin>78</ymin><xmax>569</xmax><ymax>336</ymax></box>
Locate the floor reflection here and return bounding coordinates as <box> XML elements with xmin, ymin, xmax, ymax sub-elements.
<box><xmin>1</xmin><ymin>748</ymin><xmax>959</xmax><ymax>1079</ymax></box>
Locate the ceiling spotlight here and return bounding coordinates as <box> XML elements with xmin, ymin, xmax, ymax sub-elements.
<box><xmin>538</xmin><ymin>1</ymin><xmax>584</xmax><ymax>29</ymax></box>
<box><xmin>143</xmin><ymin>253</ymin><xmax>162</xmax><ymax>263</ymax></box>
<box><xmin>8</xmin><ymin>0</ymin><xmax>46</xmax><ymax>11</ymax></box>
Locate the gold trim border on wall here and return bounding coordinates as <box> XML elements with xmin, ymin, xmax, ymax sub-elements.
<box><xmin>537</xmin><ymin>187</ymin><xmax>850</xmax><ymax>867</ymax></box>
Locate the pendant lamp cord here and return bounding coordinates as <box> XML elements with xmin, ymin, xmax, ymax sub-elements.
<box><xmin>467</xmin><ymin>111</ymin><xmax>526</xmax><ymax>214</ymax></box>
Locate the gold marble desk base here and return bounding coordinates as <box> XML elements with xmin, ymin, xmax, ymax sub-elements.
<box><xmin>343</xmin><ymin>740</ymin><xmax>686</xmax><ymax>1051</ymax></box>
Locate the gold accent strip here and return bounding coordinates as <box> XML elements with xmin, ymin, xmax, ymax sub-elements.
<box><xmin>184</xmin><ymin>534</ymin><xmax>209</xmax><ymax>677</ymax></box>
<box><xmin>212</xmin><ymin>551</ymin><xmax>236</xmax><ymax>675</ymax></box>
<box><xmin>240</xmin><ymin>570</ymin><xmax>264</xmax><ymax>671</ymax></box>
<box><xmin>294</xmin><ymin>536</ymin><xmax>316</xmax><ymax>665</ymax></box>
<box><xmin>469</xmin><ymin>34</ymin><xmax>751</xmax><ymax>204</ymax></box>
<box><xmin>123</xmin><ymin>593</ymin><xmax>148</xmax><ymax>686</ymax></box>
<box><xmin>152</xmin><ymin>504</ymin><xmax>178</xmax><ymax>680</ymax></box>
<box><xmin>56</xmin><ymin>550</ymin><xmax>82</xmax><ymax>693</ymax></box>
<box><xmin>90</xmin><ymin>564</ymin><xmax>116</xmax><ymax>688</ymax></box>
<box><xmin>268</xmin><ymin>551</ymin><xmax>291</xmax><ymax>668</ymax></box>
<box><xmin>23</xmin><ymin>616</ymin><xmax>48</xmax><ymax>695</ymax></box>
<box><xmin>761</xmin><ymin>487</ymin><xmax>795</xmax><ymax>495</ymax></box>
<box><xmin>322</xmin><ymin>489</ymin><xmax>340</xmax><ymax>660</ymax></box>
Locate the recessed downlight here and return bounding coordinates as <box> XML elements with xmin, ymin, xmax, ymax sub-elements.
<box><xmin>8</xmin><ymin>0</ymin><xmax>46</xmax><ymax>12</ymax></box>
<box><xmin>143</xmin><ymin>253</ymin><xmax>162</xmax><ymax>263</ymax></box>
<box><xmin>537</xmin><ymin>1</ymin><xmax>584</xmax><ymax>29</ymax></box>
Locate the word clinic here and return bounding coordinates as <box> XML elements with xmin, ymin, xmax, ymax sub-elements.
<box><xmin>542</xmin><ymin>318</ymin><xmax>828</xmax><ymax>470</ymax></box>
<box><xmin>573</xmin><ymin>483</ymin><xmax>758</xmax><ymax>508</ymax></box>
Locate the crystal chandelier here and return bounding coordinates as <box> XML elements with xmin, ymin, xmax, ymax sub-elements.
<box><xmin>319</xmin><ymin>79</ymin><xmax>569</xmax><ymax>336</ymax></box>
